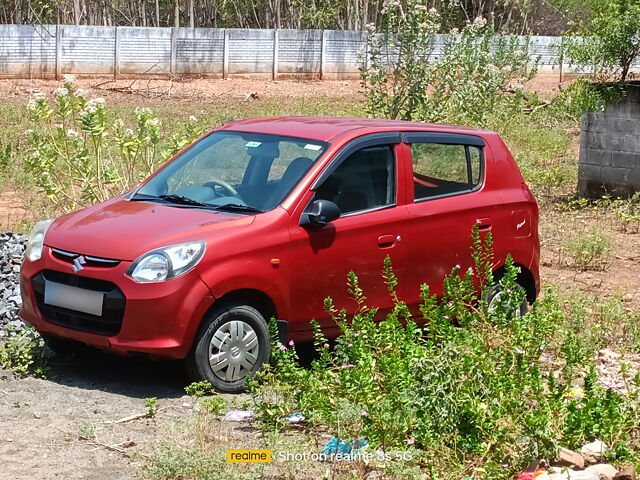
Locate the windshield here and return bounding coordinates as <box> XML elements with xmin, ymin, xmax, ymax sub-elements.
<box><xmin>133</xmin><ymin>131</ymin><xmax>328</xmax><ymax>213</ymax></box>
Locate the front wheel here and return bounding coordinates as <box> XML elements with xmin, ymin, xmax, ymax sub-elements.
<box><xmin>185</xmin><ymin>304</ymin><xmax>271</xmax><ymax>393</ymax></box>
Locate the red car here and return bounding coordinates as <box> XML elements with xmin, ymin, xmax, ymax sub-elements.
<box><xmin>20</xmin><ymin>116</ymin><xmax>539</xmax><ymax>392</ymax></box>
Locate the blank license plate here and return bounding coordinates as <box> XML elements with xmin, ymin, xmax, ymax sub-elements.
<box><xmin>44</xmin><ymin>280</ymin><xmax>104</xmax><ymax>316</ymax></box>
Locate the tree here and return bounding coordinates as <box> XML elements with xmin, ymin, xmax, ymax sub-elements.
<box><xmin>555</xmin><ymin>0</ymin><xmax>640</xmax><ymax>81</ymax></box>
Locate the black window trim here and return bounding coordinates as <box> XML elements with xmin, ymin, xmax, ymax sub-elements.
<box><xmin>406</xmin><ymin>132</ymin><xmax>485</xmax><ymax>203</ymax></box>
<box><xmin>306</xmin><ymin>132</ymin><xmax>401</xmax><ymax>218</ymax></box>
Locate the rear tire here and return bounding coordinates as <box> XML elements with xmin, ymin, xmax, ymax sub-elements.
<box><xmin>486</xmin><ymin>282</ymin><xmax>528</xmax><ymax>318</ymax></box>
<box><xmin>185</xmin><ymin>304</ymin><xmax>271</xmax><ymax>393</ymax></box>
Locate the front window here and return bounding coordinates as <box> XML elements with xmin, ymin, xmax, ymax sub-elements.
<box><xmin>314</xmin><ymin>145</ymin><xmax>396</xmax><ymax>216</ymax></box>
<box><xmin>133</xmin><ymin>131</ymin><xmax>328</xmax><ymax>213</ymax></box>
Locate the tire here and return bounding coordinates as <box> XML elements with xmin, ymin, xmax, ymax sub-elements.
<box><xmin>486</xmin><ymin>282</ymin><xmax>529</xmax><ymax>318</ymax></box>
<box><xmin>42</xmin><ymin>334</ymin><xmax>91</xmax><ymax>358</ymax></box>
<box><xmin>185</xmin><ymin>304</ymin><xmax>271</xmax><ymax>393</ymax></box>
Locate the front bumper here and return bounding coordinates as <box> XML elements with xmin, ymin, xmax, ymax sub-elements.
<box><xmin>19</xmin><ymin>246</ymin><xmax>215</xmax><ymax>359</ymax></box>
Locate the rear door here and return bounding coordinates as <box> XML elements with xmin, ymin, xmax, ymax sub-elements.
<box><xmin>402</xmin><ymin>132</ymin><xmax>498</xmax><ymax>311</ymax></box>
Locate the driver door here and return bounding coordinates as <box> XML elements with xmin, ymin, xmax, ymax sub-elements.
<box><xmin>287</xmin><ymin>135</ymin><xmax>410</xmax><ymax>340</ymax></box>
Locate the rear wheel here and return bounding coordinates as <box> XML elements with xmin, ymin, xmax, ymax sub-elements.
<box><xmin>486</xmin><ymin>282</ymin><xmax>528</xmax><ymax>318</ymax></box>
<box><xmin>185</xmin><ymin>304</ymin><xmax>271</xmax><ymax>393</ymax></box>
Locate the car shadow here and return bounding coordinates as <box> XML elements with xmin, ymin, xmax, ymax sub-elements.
<box><xmin>42</xmin><ymin>340</ymin><xmax>323</xmax><ymax>400</ymax></box>
<box><xmin>44</xmin><ymin>349</ymin><xmax>188</xmax><ymax>400</ymax></box>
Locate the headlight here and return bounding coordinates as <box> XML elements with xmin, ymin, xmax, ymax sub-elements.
<box><xmin>25</xmin><ymin>219</ymin><xmax>54</xmax><ymax>262</ymax></box>
<box><xmin>127</xmin><ymin>241</ymin><xmax>206</xmax><ymax>283</ymax></box>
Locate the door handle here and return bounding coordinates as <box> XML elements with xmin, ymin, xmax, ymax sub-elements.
<box><xmin>475</xmin><ymin>218</ymin><xmax>492</xmax><ymax>231</ymax></box>
<box><xmin>377</xmin><ymin>234</ymin><xmax>397</xmax><ymax>248</ymax></box>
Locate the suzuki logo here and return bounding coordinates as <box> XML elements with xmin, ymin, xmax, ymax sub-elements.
<box><xmin>72</xmin><ymin>255</ymin><xmax>87</xmax><ymax>273</ymax></box>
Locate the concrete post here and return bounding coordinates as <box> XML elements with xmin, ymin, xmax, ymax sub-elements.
<box><xmin>320</xmin><ymin>30</ymin><xmax>326</xmax><ymax>80</ymax></box>
<box><xmin>222</xmin><ymin>29</ymin><xmax>229</xmax><ymax>79</ymax></box>
<box><xmin>273</xmin><ymin>29</ymin><xmax>279</xmax><ymax>80</ymax></box>
<box><xmin>170</xmin><ymin>27</ymin><xmax>178</xmax><ymax>74</ymax></box>
<box><xmin>55</xmin><ymin>25</ymin><xmax>62</xmax><ymax>80</ymax></box>
<box><xmin>113</xmin><ymin>26</ymin><xmax>120</xmax><ymax>79</ymax></box>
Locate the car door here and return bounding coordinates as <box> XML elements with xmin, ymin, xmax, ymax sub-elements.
<box><xmin>402</xmin><ymin>132</ymin><xmax>497</xmax><ymax>312</ymax></box>
<box><xmin>287</xmin><ymin>134</ymin><xmax>410</xmax><ymax>339</ymax></box>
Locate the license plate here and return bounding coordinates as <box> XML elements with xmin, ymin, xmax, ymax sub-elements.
<box><xmin>44</xmin><ymin>280</ymin><xmax>104</xmax><ymax>316</ymax></box>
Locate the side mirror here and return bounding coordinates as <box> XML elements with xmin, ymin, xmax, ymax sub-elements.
<box><xmin>299</xmin><ymin>199</ymin><xmax>341</xmax><ymax>227</ymax></box>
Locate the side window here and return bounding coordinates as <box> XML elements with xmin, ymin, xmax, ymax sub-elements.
<box><xmin>315</xmin><ymin>145</ymin><xmax>395</xmax><ymax>216</ymax></box>
<box><xmin>411</xmin><ymin>143</ymin><xmax>482</xmax><ymax>201</ymax></box>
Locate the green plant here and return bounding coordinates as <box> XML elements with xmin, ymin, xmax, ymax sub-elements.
<box><xmin>0</xmin><ymin>326</ymin><xmax>48</xmax><ymax>378</ymax></box>
<box><xmin>184</xmin><ymin>381</ymin><xmax>214</xmax><ymax>397</ymax></box>
<box><xmin>23</xmin><ymin>76</ymin><xmax>203</xmax><ymax>214</ymax></box>
<box><xmin>562</xmin><ymin>231</ymin><xmax>613</xmax><ymax>271</ymax></box>
<box><xmin>554</xmin><ymin>0</ymin><xmax>640</xmax><ymax>81</ymax></box>
<box><xmin>145</xmin><ymin>397</ymin><xmax>159</xmax><ymax>418</ymax></box>
<box><xmin>0</xmin><ymin>142</ymin><xmax>10</xmax><ymax>168</ymax></box>
<box><xmin>361</xmin><ymin>4</ymin><xmax>535</xmax><ymax>128</ymax></box>
<box><xmin>78</xmin><ymin>421</ymin><xmax>97</xmax><ymax>439</ymax></box>
<box><xmin>249</xmin><ymin>231</ymin><xmax>640</xmax><ymax>478</ymax></box>
<box><xmin>200</xmin><ymin>396</ymin><xmax>228</xmax><ymax>415</ymax></box>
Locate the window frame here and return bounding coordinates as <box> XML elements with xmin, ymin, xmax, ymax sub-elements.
<box><xmin>308</xmin><ymin>132</ymin><xmax>402</xmax><ymax>218</ymax></box>
<box><xmin>404</xmin><ymin>132</ymin><xmax>485</xmax><ymax>203</ymax></box>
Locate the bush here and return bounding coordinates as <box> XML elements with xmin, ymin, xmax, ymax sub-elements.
<box><xmin>361</xmin><ymin>3</ymin><xmax>535</xmax><ymax>128</ymax></box>
<box><xmin>0</xmin><ymin>325</ymin><xmax>48</xmax><ymax>378</ymax></box>
<box><xmin>249</xmin><ymin>233</ymin><xmax>639</xmax><ymax>479</ymax></box>
<box><xmin>24</xmin><ymin>75</ymin><xmax>204</xmax><ymax>214</ymax></box>
<box><xmin>562</xmin><ymin>231</ymin><xmax>613</xmax><ymax>271</ymax></box>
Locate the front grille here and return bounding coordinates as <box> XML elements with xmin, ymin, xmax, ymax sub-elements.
<box><xmin>51</xmin><ymin>248</ymin><xmax>120</xmax><ymax>268</ymax></box>
<box><xmin>32</xmin><ymin>270</ymin><xmax>126</xmax><ymax>336</ymax></box>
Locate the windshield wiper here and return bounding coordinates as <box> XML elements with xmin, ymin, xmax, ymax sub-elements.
<box><xmin>211</xmin><ymin>203</ymin><xmax>263</xmax><ymax>214</ymax></box>
<box><xmin>158</xmin><ymin>194</ymin><xmax>209</xmax><ymax>207</ymax></box>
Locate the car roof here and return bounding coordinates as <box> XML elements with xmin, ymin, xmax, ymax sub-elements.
<box><xmin>219</xmin><ymin>116</ymin><xmax>495</xmax><ymax>143</ymax></box>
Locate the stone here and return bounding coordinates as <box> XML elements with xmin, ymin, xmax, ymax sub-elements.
<box><xmin>555</xmin><ymin>447</ymin><xmax>585</xmax><ymax>469</ymax></box>
<box><xmin>581</xmin><ymin>440</ymin><xmax>609</xmax><ymax>464</ymax></box>
<box><xmin>568</xmin><ymin>471</ymin><xmax>600</xmax><ymax>480</ymax></box>
<box><xmin>585</xmin><ymin>464</ymin><xmax>619</xmax><ymax>480</ymax></box>
<box><xmin>613</xmin><ymin>466</ymin><xmax>637</xmax><ymax>480</ymax></box>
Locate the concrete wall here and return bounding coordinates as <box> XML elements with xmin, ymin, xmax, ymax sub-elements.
<box><xmin>0</xmin><ymin>24</ymin><xmax>636</xmax><ymax>79</ymax></box>
<box><xmin>578</xmin><ymin>83</ymin><xmax>640</xmax><ymax>198</ymax></box>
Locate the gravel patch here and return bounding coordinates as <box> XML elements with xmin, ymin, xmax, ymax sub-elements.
<box><xmin>0</xmin><ymin>231</ymin><xmax>27</xmax><ymax>336</ymax></box>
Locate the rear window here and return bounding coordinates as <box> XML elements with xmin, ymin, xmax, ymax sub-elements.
<box><xmin>411</xmin><ymin>143</ymin><xmax>483</xmax><ymax>200</ymax></box>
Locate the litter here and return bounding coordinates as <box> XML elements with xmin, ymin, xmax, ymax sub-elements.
<box><xmin>222</xmin><ymin>409</ymin><xmax>255</xmax><ymax>422</ymax></box>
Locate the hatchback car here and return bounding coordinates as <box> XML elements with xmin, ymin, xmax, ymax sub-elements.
<box><xmin>20</xmin><ymin>116</ymin><xmax>539</xmax><ymax>392</ymax></box>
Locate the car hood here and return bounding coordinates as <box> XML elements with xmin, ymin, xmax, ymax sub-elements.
<box><xmin>45</xmin><ymin>197</ymin><xmax>256</xmax><ymax>261</ymax></box>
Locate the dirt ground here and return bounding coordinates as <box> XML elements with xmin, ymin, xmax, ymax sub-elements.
<box><xmin>0</xmin><ymin>72</ymin><xmax>567</xmax><ymax>105</ymax></box>
<box><xmin>0</xmin><ymin>354</ymin><xmax>218</xmax><ymax>479</ymax></box>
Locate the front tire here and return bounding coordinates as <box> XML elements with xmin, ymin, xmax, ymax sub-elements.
<box><xmin>185</xmin><ymin>304</ymin><xmax>271</xmax><ymax>393</ymax></box>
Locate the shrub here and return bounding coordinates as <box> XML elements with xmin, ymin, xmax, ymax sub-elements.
<box><xmin>249</xmin><ymin>234</ymin><xmax>639</xmax><ymax>478</ymax></box>
<box><xmin>0</xmin><ymin>325</ymin><xmax>48</xmax><ymax>378</ymax></box>
<box><xmin>23</xmin><ymin>75</ymin><xmax>204</xmax><ymax>214</ymax></box>
<box><xmin>562</xmin><ymin>231</ymin><xmax>613</xmax><ymax>271</ymax></box>
<box><xmin>361</xmin><ymin>2</ymin><xmax>535</xmax><ymax>128</ymax></box>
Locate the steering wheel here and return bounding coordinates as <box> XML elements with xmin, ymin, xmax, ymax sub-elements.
<box><xmin>204</xmin><ymin>178</ymin><xmax>239</xmax><ymax>197</ymax></box>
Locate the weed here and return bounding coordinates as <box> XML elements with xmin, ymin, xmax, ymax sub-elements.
<box><xmin>200</xmin><ymin>396</ymin><xmax>227</xmax><ymax>415</ymax></box>
<box><xmin>562</xmin><ymin>231</ymin><xmax>613</xmax><ymax>271</ymax></box>
<box><xmin>78</xmin><ymin>421</ymin><xmax>97</xmax><ymax>439</ymax></box>
<box><xmin>145</xmin><ymin>397</ymin><xmax>159</xmax><ymax>418</ymax></box>
<box><xmin>184</xmin><ymin>381</ymin><xmax>214</xmax><ymax>397</ymax></box>
<box><xmin>0</xmin><ymin>325</ymin><xmax>48</xmax><ymax>378</ymax></box>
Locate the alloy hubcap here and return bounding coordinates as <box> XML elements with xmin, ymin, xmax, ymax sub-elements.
<box><xmin>208</xmin><ymin>320</ymin><xmax>259</xmax><ymax>382</ymax></box>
